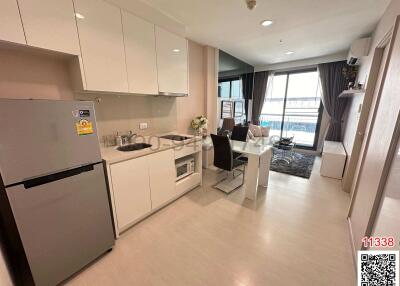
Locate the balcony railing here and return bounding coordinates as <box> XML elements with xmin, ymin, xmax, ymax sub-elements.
<box><xmin>260</xmin><ymin>113</ymin><xmax>319</xmax><ymax>147</ymax></box>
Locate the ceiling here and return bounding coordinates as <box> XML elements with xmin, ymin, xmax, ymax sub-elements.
<box><xmin>141</xmin><ymin>0</ymin><xmax>390</xmax><ymax>67</ymax></box>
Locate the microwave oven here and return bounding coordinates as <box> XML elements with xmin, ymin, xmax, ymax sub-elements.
<box><xmin>176</xmin><ymin>157</ymin><xmax>195</xmax><ymax>181</ymax></box>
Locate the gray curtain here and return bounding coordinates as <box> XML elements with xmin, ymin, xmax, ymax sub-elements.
<box><xmin>318</xmin><ymin>61</ymin><xmax>349</xmax><ymax>141</ymax></box>
<box><xmin>251</xmin><ymin>71</ymin><xmax>269</xmax><ymax>124</ymax></box>
<box><xmin>241</xmin><ymin>72</ymin><xmax>254</xmax><ymax>122</ymax></box>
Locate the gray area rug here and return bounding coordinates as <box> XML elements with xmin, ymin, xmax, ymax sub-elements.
<box><xmin>270</xmin><ymin>149</ymin><xmax>316</xmax><ymax>179</ymax></box>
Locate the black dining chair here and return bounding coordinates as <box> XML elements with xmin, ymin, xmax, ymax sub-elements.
<box><xmin>211</xmin><ymin>134</ymin><xmax>246</xmax><ymax>194</ymax></box>
<box><xmin>231</xmin><ymin>125</ymin><xmax>248</xmax><ymax>141</ymax></box>
<box><xmin>231</xmin><ymin>126</ymin><xmax>249</xmax><ymax>163</ymax></box>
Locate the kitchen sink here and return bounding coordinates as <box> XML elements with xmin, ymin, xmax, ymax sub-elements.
<box><xmin>117</xmin><ymin>143</ymin><xmax>152</xmax><ymax>152</ymax></box>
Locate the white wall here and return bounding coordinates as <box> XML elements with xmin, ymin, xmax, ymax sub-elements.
<box><xmin>342</xmin><ymin>0</ymin><xmax>400</xmax><ymax>187</ymax></box>
<box><xmin>204</xmin><ymin>46</ymin><xmax>219</xmax><ymax>134</ymax></box>
<box><xmin>357</xmin><ymin>0</ymin><xmax>400</xmax><ymax>84</ymax></box>
<box><xmin>0</xmin><ymin>46</ymin><xmax>74</xmax><ymax>100</ymax></box>
<box><xmin>342</xmin><ymin>94</ymin><xmax>363</xmax><ymax>156</ymax></box>
<box><xmin>255</xmin><ymin>51</ymin><xmax>347</xmax><ymax>72</ymax></box>
<box><xmin>176</xmin><ymin>40</ymin><xmax>206</xmax><ymax>134</ymax></box>
<box><xmin>0</xmin><ymin>246</ymin><xmax>12</xmax><ymax>286</ymax></box>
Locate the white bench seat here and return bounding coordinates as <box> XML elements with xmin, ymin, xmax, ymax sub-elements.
<box><xmin>320</xmin><ymin>141</ymin><xmax>347</xmax><ymax>179</ymax></box>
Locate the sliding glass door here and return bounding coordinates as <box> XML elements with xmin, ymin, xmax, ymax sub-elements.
<box><xmin>260</xmin><ymin>74</ymin><xmax>286</xmax><ymax>138</ymax></box>
<box><xmin>260</xmin><ymin>69</ymin><xmax>322</xmax><ymax>149</ymax></box>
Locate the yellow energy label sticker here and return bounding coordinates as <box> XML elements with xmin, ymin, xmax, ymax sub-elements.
<box><xmin>75</xmin><ymin>119</ymin><xmax>94</xmax><ymax>136</ymax></box>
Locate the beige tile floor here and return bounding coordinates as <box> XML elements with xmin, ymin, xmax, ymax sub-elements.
<box><xmin>65</xmin><ymin>158</ymin><xmax>356</xmax><ymax>286</ymax></box>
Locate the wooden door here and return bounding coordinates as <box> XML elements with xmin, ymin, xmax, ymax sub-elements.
<box><xmin>342</xmin><ymin>41</ymin><xmax>390</xmax><ymax>194</ymax></box>
<box><xmin>371</xmin><ymin>134</ymin><xmax>400</xmax><ymax>251</ymax></box>
<box><xmin>349</xmin><ymin>16</ymin><xmax>400</xmax><ymax>251</ymax></box>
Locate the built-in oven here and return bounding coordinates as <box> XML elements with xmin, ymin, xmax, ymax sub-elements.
<box><xmin>176</xmin><ymin>157</ymin><xmax>195</xmax><ymax>181</ymax></box>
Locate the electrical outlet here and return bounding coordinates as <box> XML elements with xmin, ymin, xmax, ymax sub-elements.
<box><xmin>139</xmin><ymin>122</ymin><xmax>148</xmax><ymax>130</ymax></box>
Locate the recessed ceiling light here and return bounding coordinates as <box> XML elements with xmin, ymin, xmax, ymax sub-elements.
<box><xmin>285</xmin><ymin>51</ymin><xmax>295</xmax><ymax>55</ymax></box>
<box><xmin>260</xmin><ymin>20</ymin><xmax>273</xmax><ymax>27</ymax></box>
<box><xmin>172</xmin><ymin>49</ymin><xmax>180</xmax><ymax>53</ymax></box>
<box><xmin>75</xmin><ymin>13</ymin><xmax>85</xmax><ymax>19</ymax></box>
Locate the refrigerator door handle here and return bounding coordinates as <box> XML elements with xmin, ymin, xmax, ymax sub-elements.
<box><xmin>23</xmin><ymin>164</ymin><xmax>95</xmax><ymax>189</ymax></box>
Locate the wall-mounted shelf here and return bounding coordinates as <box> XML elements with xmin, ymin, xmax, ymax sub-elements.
<box><xmin>338</xmin><ymin>89</ymin><xmax>366</xmax><ymax>98</ymax></box>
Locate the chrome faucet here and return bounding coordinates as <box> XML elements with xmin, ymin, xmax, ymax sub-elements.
<box><xmin>116</xmin><ymin>131</ymin><xmax>137</xmax><ymax>146</ymax></box>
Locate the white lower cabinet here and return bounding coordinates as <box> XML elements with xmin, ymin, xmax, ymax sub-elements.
<box><xmin>148</xmin><ymin>149</ymin><xmax>176</xmax><ymax>209</ymax></box>
<box><xmin>109</xmin><ymin>148</ymin><xmax>202</xmax><ymax>234</ymax></box>
<box><xmin>110</xmin><ymin>149</ymin><xmax>176</xmax><ymax>233</ymax></box>
<box><xmin>110</xmin><ymin>155</ymin><xmax>151</xmax><ymax>231</ymax></box>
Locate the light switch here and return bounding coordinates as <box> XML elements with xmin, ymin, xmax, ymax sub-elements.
<box><xmin>139</xmin><ymin>122</ymin><xmax>148</xmax><ymax>130</ymax></box>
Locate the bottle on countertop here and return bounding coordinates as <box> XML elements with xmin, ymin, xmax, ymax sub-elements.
<box><xmin>116</xmin><ymin>132</ymin><xmax>123</xmax><ymax>147</ymax></box>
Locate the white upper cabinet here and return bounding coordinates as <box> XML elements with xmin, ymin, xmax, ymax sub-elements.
<box><xmin>18</xmin><ymin>0</ymin><xmax>80</xmax><ymax>54</ymax></box>
<box><xmin>0</xmin><ymin>0</ymin><xmax>26</xmax><ymax>44</ymax></box>
<box><xmin>122</xmin><ymin>10</ymin><xmax>158</xmax><ymax>95</ymax></box>
<box><xmin>155</xmin><ymin>27</ymin><xmax>188</xmax><ymax>95</ymax></box>
<box><xmin>73</xmin><ymin>0</ymin><xmax>128</xmax><ymax>93</ymax></box>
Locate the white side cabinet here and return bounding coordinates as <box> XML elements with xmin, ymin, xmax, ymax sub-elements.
<box><xmin>18</xmin><ymin>0</ymin><xmax>80</xmax><ymax>54</ymax></box>
<box><xmin>148</xmin><ymin>149</ymin><xmax>177</xmax><ymax>209</ymax></box>
<box><xmin>155</xmin><ymin>26</ymin><xmax>188</xmax><ymax>95</ymax></box>
<box><xmin>0</xmin><ymin>0</ymin><xmax>26</xmax><ymax>44</ymax></box>
<box><xmin>320</xmin><ymin>141</ymin><xmax>347</xmax><ymax>179</ymax></box>
<box><xmin>110</xmin><ymin>156</ymin><xmax>152</xmax><ymax>232</ymax></box>
<box><xmin>122</xmin><ymin>10</ymin><xmax>158</xmax><ymax>95</ymax></box>
<box><xmin>73</xmin><ymin>0</ymin><xmax>128</xmax><ymax>93</ymax></box>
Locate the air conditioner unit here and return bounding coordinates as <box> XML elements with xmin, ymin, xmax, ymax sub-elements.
<box><xmin>347</xmin><ymin>37</ymin><xmax>371</xmax><ymax>65</ymax></box>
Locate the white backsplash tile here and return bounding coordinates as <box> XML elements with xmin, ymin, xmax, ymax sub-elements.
<box><xmin>75</xmin><ymin>93</ymin><xmax>177</xmax><ymax>142</ymax></box>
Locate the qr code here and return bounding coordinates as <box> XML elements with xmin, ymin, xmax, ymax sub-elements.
<box><xmin>358</xmin><ymin>251</ymin><xmax>399</xmax><ymax>286</ymax></box>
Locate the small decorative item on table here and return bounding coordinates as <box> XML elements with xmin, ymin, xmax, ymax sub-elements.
<box><xmin>191</xmin><ymin>115</ymin><xmax>208</xmax><ymax>138</ymax></box>
<box><xmin>271</xmin><ymin>136</ymin><xmax>295</xmax><ymax>164</ymax></box>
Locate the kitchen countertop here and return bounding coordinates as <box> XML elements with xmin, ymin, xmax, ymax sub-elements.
<box><xmin>101</xmin><ymin>134</ymin><xmax>202</xmax><ymax>164</ymax></box>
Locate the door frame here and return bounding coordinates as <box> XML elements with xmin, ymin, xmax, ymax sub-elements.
<box><xmin>342</xmin><ymin>30</ymin><xmax>393</xmax><ymax>194</ymax></box>
<box><xmin>347</xmin><ymin>16</ymin><xmax>400</xmax><ymax>262</ymax></box>
<box><xmin>347</xmin><ymin>26</ymin><xmax>394</xmax><ymax>217</ymax></box>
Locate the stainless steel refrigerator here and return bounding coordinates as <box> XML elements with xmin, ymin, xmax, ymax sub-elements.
<box><xmin>0</xmin><ymin>99</ymin><xmax>115</xmax><ymax>286</ymax></box>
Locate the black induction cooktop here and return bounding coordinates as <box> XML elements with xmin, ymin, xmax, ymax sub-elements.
<box><xmin>159</xmin><ymin>135</ymin><xmax>191</xmax><ymax>141</ymax></box>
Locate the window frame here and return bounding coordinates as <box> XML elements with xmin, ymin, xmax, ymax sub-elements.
<box><xmin>218</xmin><ymin>76</ymin><xmax>242</xmax><ymax>99</ymax></box>
<box><xmin>265</xmin><ymin>68</ymin><xmax>323</xmax><ymax>150</ymax></box>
